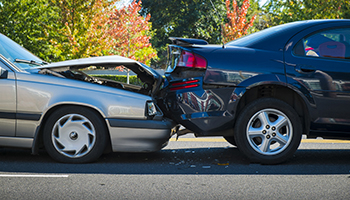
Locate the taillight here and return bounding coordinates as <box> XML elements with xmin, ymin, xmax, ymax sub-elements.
<box><xmin>177</xmin><ymin>51</ymin><xmax>207</xmax><ymax>69</ymax></box>
<box><xmin>170</xmin><ymin>79</ymin><xmax>200</xmax><ymax>91</ymax></box>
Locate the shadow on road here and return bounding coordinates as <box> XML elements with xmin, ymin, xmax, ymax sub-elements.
<box><xmin>0</xmin><ymin>147</ymin><xmax>350</xmax><ymax>175</ymax></box>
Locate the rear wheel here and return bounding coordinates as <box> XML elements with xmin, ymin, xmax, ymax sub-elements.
<box><xmin>234</xmin><ymin>98</ymin><xmax>302</xmax><ymax>164</ymax></box>
<box><xmin>43</xmin><ymin>106</ymin><xmax>107</xmax><ymax>163</ymax></box>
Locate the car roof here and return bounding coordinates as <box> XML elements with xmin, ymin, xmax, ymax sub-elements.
<box><xmin>226</xmin><ymin>19</ymin><xmax>350</xmax><ymax>51</ymax></box>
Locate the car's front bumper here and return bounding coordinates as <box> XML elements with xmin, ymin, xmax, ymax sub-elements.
<box><xmin>107</xmin><ymin>118</ymin><xmax>176</xmax><ymax>152</ymax></box>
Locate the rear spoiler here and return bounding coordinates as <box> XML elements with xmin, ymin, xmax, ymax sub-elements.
<box><xmin>169</xmin><ymin>37</ymin><xmax>208</xmax><ymax>46</ymax></box>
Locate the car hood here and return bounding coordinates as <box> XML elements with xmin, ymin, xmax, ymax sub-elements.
<box><xmin>37</xmin><ymin>55</ymin><xmax>137</xmax><ymax>70</ymax></box>
<box><xmin>35</xmin><ymin>55</ymin><xmax>164</xmax><ymax>96</ymax></box>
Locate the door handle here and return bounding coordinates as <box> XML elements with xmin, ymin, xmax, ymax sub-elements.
<box><xmin>295</xmin><ymin>65</ymin><xmax>316</xmax><ymax>73</ymax></box>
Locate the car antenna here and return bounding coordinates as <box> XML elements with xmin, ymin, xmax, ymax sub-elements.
<box><xmin>209</xmin><ymin>0</ymin><xmax>225</xmax><ymax>48</ymax></box>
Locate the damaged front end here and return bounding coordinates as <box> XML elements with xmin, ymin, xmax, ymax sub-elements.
<box><xmin>35</xmin><ymin>56</ymin><xmax>164</xmax><ymax>98</ymax></box>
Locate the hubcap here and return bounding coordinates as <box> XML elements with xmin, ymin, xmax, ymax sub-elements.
<box><xmin>51</xmin><ymin>114</ymin><xmax>96</xmax><ymax>158</ymax></box>
<box><xmin>69</xmin><ymin>132</ymin><xmax>78</xmax><ymax>140</ymax></box>
<box><xmin>246</xmin><ymin>108</ymin><xmax>293</xmax><ymax>155</ymax></box>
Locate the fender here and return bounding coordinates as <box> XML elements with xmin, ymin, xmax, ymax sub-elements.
<box><xmin>233</xmin><ymin>73</ymin><xmax>315</xmax><ymax>108</ymax></box>
<box><xmin>230</xmin><ymin>73</ymin><xmax>289</xmax><ymax>117</ymax></box>
<box><xmin>231</xmin><ymin>74</ymin><xmax>316</xmax><ymax>134</ymax></box>
<box><xmin>31</xmin><ymin>102</ymin><xmax>108</xmax><ymax>155</ymax></box>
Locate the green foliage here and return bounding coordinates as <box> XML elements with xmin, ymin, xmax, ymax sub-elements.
<box><xmin>4</xmin><ymin>0</ymin><xmax>348</xmax><ymax>67</ymax></box>
<box><xmin>224</xmin><ymin>0</ymin><xmax>257</xmax><ymax>42</ymax></box>
<box><xmin>48</xmin><ymin>0</ymin><xmax>118</xmax><ymax>62</ymax></box>
<box><xmin>140</xmin><ymin>0</ymin><xmax>225</xmax><ymax>68</ymax></box>
<box><xmin>133</xmin><ymin>46</ymin><xmax>158</xmax><ymax>66</ymax></box>
<box><xmin>263</xmin><ymin>0</ymin><xmax>350</xmax><ymax>27</ymax></box>
<box><xmin>108</xmin><ymin>1</ymin><xmax>157</xmax><ymax>66</ymax></box>
<box><xmin>93</xmin><ymin>75</ymin><xmax>143</xmax><ymax>85</ymax></box>
<box><xmin>140</xmin><ymin>0</ymin><xmax>259</xmax><ymax>68</ymax></box>
<box><xmin>0</xmin><ymin>0</ymin><xmax>60</xmax><ymax>61</ymax></box>
<box><xmin>0</xmin><ymin>0</ymin><xmax>155</xmax><ymax>64</ymax></box>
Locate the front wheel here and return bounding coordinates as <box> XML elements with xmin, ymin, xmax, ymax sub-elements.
<box><xmin>43</xmin><ymin>106</ymin><xmax>107</xmax><ymax>163</ymax></box>
<box><xmin>234</xmin><ymin>98</ymin><xmax>302</xmax><ymax>164</ymax></box>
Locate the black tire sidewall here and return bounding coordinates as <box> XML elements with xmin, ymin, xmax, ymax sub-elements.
<box><xmin>224</xmin><ymin>136</ymin><xmax>237</xmax><ymax>146</ymax></box>
<box><xmin>234</xmin><ymin>98</ymin><xmax>302</xmax><ymax>164</ymax></box>
<box><xmin>43</xmin><ymin>106</ymin><xmax>107</xmax><ymax>163</ymax></box>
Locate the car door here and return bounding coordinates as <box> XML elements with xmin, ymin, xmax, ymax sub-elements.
<box><xmin>284</xmin><ymin>23</ymin><xmax>350</xmax><ymax>134</ymax></box>
<box><xmin>0</xmin><ymin>60</ymin><xmax>16</xmax><ymax>136</ymax></box>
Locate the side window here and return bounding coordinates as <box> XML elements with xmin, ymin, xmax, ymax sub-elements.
<box><xmin>294</xmin><ymin>28</ymin><xmax>350</xmax><ymax>60</ymax></box>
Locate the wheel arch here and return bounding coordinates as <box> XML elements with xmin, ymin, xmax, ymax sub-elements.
<box><xmin>32</xmin><ymin>103</ymin><xmax>112</xmax><ymax>155</ymax></box>
<box><xmin>235</xmin><ymin>83</ymin><xmax>311</xmax><ymax>135</ymax></box>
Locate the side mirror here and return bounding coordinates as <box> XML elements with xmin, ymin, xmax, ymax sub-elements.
<box><xmin>0</xmin><ymin>67</ymin><xmax>8</xmax><ymax>79</ymax></box>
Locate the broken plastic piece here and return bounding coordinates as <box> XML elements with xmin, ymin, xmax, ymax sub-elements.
<box><xmin>218</xmin><ymin>163</ymin><xmax>229</xmax><ymax>166</ymax></box>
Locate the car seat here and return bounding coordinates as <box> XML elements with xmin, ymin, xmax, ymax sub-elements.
<box><xmin>319</xmin><ymin>41</ymin><xmax>346</xmax><ymax>59</ymax></box>
<box><xmin>339</xmin><ymin>34</ymin><xmax>350</xmax><ymax>59</ymax></box>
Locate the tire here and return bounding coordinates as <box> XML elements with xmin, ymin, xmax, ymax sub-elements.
<box><xmin>43</xmin><ymin>106</ymin><xmax>107</xmax><ymax>163</ymax></box>
<box><xmin>234</xmin><ymin>98</ymin><xmax>302</xmax><ymax>164</ymax></box>
<box><xmin>224</xmin><ymin>136</ymin><xmax>237</xmax><ymax>146</ymax></box>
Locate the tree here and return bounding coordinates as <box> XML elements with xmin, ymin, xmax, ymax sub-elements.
<box><xmin>263</xmin><ymin>0</ymin><xmax>350</xmax><ymax>27</ymax></box>
<box><xmin>108</xmin><ymin>0</ymin><xmax>157</xmax><ymax>66</ymax></box>
<box><xmin>140</xmin><ymin>0</ymin><xmax>226</xmax><ymax>68</ymax></box>
<box><xmin>140</xmin><ymin>0</ymin><xmax>259</xmax><ymax>68</ymax></box>
<box><xmin>1</xmin><ymin>0</ymin><xmax>157</xmax><ymax>65</ymax></box>
<box><xmin>0</xmin><ymin>0</ymin><xmax>117</xmax><ymax>62</ymax></box>
<box><xmin>0</xmin><ymin>0</ymin><xmax>60</xmax><ymax>61</ymax></box>
<box><xmin>223</xmin><ymin>0</ymin><xmax>256</xmax><ymax>42</ymax></box>
<box><xmin>48</xmin><ymin>0</ymin><xmax>119</xmax><ymax>61</ymax></box>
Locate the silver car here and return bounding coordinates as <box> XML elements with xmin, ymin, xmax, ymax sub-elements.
<box><xmin>0</xmin><ymin>33</ymin><xmax>175</xmax><ymax>163</ymax></box>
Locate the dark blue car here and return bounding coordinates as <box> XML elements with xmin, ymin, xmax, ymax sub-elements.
<box><xmin>162</xmin><ymin>19</ymin><xmax>350</xmax><ymax>164</ymax></box>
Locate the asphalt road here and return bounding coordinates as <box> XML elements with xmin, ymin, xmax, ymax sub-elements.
<box><xmin>1</xmin><ymin>134</ymin><xmax>350</xmax><ymax>200</ymax></box>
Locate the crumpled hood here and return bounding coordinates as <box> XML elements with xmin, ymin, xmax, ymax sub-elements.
<box><xmin>36</xmin><ymin>55</ymin><xmax>141</xmax><ymax>71</ymax></box>
<box><xmin>36</xmin><ymin>55</ymin><xmax>164</xmax><ymax>96</ymax></box>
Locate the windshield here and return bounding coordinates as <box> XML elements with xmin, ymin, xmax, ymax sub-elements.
<box><xmin>0</xmin><ymin>33</ymin><xmax>44</xmax><ymax>70</ymax></box>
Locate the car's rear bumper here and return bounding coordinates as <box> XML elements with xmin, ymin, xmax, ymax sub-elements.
<box><xmin>107</xmin><ymin>118</ymin><xmax>176</xmax><ymax>152</ymax></box>
<box><xmin>164</xmin><ymin>81</ymin><xmax>239</xmax><ymax>135</ymax></box>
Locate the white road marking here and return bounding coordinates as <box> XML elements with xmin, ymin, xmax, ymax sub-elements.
<box><xmin>0</xmin><ymin>174</ymin><xmax>69</xmax><ymax>178</ymax></box>
<box><xmin>169</xmin><ymin>138</ymin><xmax>350</xmax><ymax>143</ymax></box>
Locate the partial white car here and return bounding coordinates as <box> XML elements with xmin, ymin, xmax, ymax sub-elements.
<box><xmin>0</xmin><ymin>33</ymin><xmax>175</xmax><ymax>163</ymax></box>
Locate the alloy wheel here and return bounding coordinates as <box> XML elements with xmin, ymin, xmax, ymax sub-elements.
<box><xmin>246</xmin><ymin>108</ymin><xmax>293</xmax><ymax>156</ymax></box>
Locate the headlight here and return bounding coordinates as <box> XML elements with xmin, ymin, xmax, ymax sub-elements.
<box><xmin>147</xmin><ymin>101</ymin><xmax>158</xmax><ymax>116</ymax></box>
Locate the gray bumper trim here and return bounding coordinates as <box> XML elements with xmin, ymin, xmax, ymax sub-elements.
<box><xmin>107</xmin><ymin>118</ymin><xmax>175</xmax><ymax>129</ymax></box>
